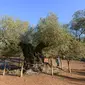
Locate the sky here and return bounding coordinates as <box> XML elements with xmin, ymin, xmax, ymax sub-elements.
<box><xmin>0</xmin><ymin>0</ymin><xmax>85</xmax><ymax>25</ymax></box>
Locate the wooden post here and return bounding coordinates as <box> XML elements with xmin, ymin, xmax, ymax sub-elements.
<box><xmin>51</xmin><ymin>57</ymin><xmax>53</xmax><ymax>76</ymax></box>
<box><xmin>3</xmin><ymin>60</ymin><xmax>6</xmax><ymax>76</ymax></box>
<box><xmin>60</xmin><ymin>58</ymin><xmax>62</xmax><ymax>69</ymax></box>
<box><xmin>67</xmin><ymin>60</ymin><xmax>71</xmax><ymax>73</ymax></box>
<box><xmin>20</xmin><ymin>64</ymin><xmax>23</xmax><ymax>77</ymax></box>
<box><xmin>44</xmin><ymin>58</ymin><xmax>49</xmax><ymax>73</ymax></box>
<box><xmin>20</xmin><ymin>53</ymin><xmax>24</xmax><ymax>77</ymax></box>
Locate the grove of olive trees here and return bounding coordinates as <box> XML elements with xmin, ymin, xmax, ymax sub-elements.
<box><xmin>0</xmin><ymin>11</ymin><xmax>85</xmax><ymax>75</ymax></box>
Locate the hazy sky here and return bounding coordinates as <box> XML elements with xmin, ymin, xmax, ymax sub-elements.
<box><xmin>0</xmin><ymin>0</ymin><xmax>85</xmax><ymax>25</ymax></box>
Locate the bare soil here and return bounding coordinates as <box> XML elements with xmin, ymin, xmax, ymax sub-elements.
<box><xmin>0</xmin><ymin>60</ymin><xmax>85</xmax><ymax>85</ymax></box>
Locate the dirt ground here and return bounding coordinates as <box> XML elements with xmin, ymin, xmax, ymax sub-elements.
<box><xmin>0</xmin><ymin>60</ymin><xmax>85</xmax><ymax>85</ymax></box>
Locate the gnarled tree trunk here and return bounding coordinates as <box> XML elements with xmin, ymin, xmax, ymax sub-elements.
<box><xmin>19</xmin><ymin>42</ymin><xmax>46</xmax><ymax>72</ymax></box>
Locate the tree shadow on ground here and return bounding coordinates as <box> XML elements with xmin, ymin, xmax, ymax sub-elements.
<box><xmin>57</xmin><ymin>74</ymin><xmax>85</xmax><ymax>82</ymax></box>
<box><xmin>7</xmin><ymin>74</ymin><xmax>20</xmax><ymax>77</ymax></box>
<box><xmin>68</xmin><ymin>81</ymin><xmax>85</xmax><ymax>85</ymax></box>
<box><xmin>72</xmin><ymin>69</ymin><xmax>85</xmax><ymax>76</ymax></box>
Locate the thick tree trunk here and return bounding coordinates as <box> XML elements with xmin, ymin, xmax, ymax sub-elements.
<box><xmin>19</xmin><ymin>42</ymin><xmax>46</xmax><ymax>72</ymax></box>
<box><xmin>67</xmin><ymin>60</ymin><xmax>71</xmax><ymax>73</ymax></box>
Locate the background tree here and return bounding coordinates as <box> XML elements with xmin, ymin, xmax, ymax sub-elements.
<box><xmin>70</xmin><ymin>10</ymin><xmax>85</xmax><ymax>41</ymax></box>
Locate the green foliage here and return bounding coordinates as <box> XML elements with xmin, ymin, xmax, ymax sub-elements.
<box><xmin>65</xmin><ymin>39</ymin><xmax>85</xmax><ymax>60</ymax></box>
<box><xmin>0</xmin><ymin>12</ymin><xmax>85</xmax><ymax>62</ymax></box>
<box><xmin>35</xmin><ymin>13</ymin><xmax>65</xmax><ymax>57</ymax></box>
<box><xmin>32</xmin><ymin>12</ymin><xmax>85</xmax><ymax>60</ymax></box>
<box><xmin>0</xmin><ymin>16</ymin><xmax>29</xmax><ymax>57</ymax></box>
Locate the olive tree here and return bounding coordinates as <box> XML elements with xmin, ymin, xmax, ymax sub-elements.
<box><xmin>0</xmin><ymin>16</ymin><xmax>28</xmax><ymax>75</ymax></box>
